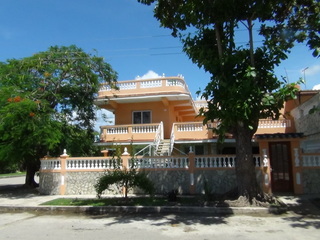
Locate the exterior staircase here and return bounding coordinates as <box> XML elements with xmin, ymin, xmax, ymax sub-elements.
<box><xmin>156</xmin><ymin>139</ymin><xmax>171</xmax><ymax>156</ymax></box>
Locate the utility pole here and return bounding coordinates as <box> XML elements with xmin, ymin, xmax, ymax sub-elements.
<box><xmin>302</xmin><ymin>67</ymin><xmax>308</xmax><ymax>89</ymax></box>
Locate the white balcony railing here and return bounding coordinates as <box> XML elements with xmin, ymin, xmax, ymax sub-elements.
<box><xmin>194</xmin><ymin>100</ymin><xmax>208</xmax><ymax>109</ymax></box>
<box><xmin>100</xmin><ymin>123</ymin><xmax>160</xmax><ymax>142</ymax></box>
<box><xmin>258</xmin><ymin>119</ymin><xmax>291</xmax><ymax>128</ymax></box>
<box><xmin>141</xmin><ymin>80</ymin><xmax>162</xmax><ymax>88</ymax></box>
<box><xmin>99</xmin><ymin>76</ymin><xmax>189</xmax><ymax>92</ymax></box>
<box><xmin>302</xmin><ymin>155</ymin><xmax>320</xmax><ymax>167</ymax></box>
<box><xmin>176</xmin><ymin>122</ymin><xmax>204</xmax><ymax>132</ymax></box>
<box><xmin>100</xmin><ymin>118</ymin><xmax>292</xmax><ymax>143</ymax></box>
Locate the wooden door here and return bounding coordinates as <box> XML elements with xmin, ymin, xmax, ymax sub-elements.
<box><xmin>269</xmin><ymin>142</ymin><xmax>293</xmax><ymax>192</ymax></box>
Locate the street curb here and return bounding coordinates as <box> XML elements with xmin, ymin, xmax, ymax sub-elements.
<box><xmin>0</xmin><ymin>204</ymin><xmax>287</xmax><ymax>215</ymax></box>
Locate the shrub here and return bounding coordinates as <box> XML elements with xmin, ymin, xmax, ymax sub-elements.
<box><xmin>95</xmin><ymin>167</ymin><xmax>155</xmax><ymax>199</ymax></box>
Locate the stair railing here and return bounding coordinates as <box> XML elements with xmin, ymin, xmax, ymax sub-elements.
<box><xmin>169</xmin><ymin>124</ymin><xmax>175</xmax><ymax>155</ymax></box>
<box><xmin>134</xmin><ymin>144</ymin><xmax>157</xmax><ymax>157</ymax></box>
<box><xmin>153</xmin><ymin>121</ymin><xmax>163</xmax><ymax>153</ymax></box>
<box><xmin>134</xmin><ymin>122</ymin><xmax>163</xmax><ymax>157</ymax></box>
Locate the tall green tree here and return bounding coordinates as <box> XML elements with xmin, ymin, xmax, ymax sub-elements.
<box><xmin>0</xmin><ymin>45</ymin><xmax>117</xmax><ymax>187</ymax></box>
<box><xmin>138</xmin><ymin>0</ymin><xmax>320</xmax><ymax>201</ymax></box>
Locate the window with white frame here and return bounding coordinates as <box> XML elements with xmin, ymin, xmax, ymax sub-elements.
<box><xmin>132</xmin><ymin>111</ymin><xmax>151</xmax><ymax>124</ymax></box>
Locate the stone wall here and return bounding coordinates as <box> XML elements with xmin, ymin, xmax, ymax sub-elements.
<box><xmin>194</xmin><ymin>169</ymin><xmax>263</xmax><ymax>195</ymax></box>
<box><xmin>39</xmin><ymin>169</ymin><xmax>267</xmax><ymax>196</ymax></box>
<box><xmin>146</xmin><ymin>170</ymin><xmax>189</xmax><ymax>194</ymax></box>
<box><xmin>64</xmin><ymin>171</ymin><xmax>190</xmax><ymax>195</ymax></box>
<box><xmin>39</xmin><ymin>172</ymin><xmax>61</xmax><ymax>195</ymax></box>
<box><xmin>195</xmin><ymin>169</ymin><xmax>236</xmax><ymax>194</ymax></box>
<box><xmin>302</xmin><ymin>169</ymin><xmax>320</xmax><ymax>194</ymax></box>
<box><xmin>65</xmin><ymin>171</ymin><xmax>120</xmax><ymax>195</ymax></box>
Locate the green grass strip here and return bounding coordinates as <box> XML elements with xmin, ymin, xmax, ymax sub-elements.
<box><xmin>0</xmin><ymin>172</ymin><xmax>26</xmax><ymax>178</ymax></box>
<box><xmin>41</xmin><ymin>197</ymin><xmax>170</xmax><ymax>207</ymax></box>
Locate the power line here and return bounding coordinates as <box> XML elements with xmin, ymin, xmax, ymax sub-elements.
<box><xmin>103</xmin><ymin>46</ymin><xmax>182</xmax><ymax>53</ymax></box>
<box><xmin>77</xmin><ymin>27</ymin><xmax>261</xmax><ymax>42</ymax></box>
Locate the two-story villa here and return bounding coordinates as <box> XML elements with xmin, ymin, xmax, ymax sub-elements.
<box><xmin>94</xmin><ymin>75</ymin><xmax>297</xmax><ymax>155</ymax></box>
<box><xmin>39</xmin><ymin>75</ymin><xmax>320</xmax><ymax>196</ymax></box>
<box><xmin>93</xmin><ymin>75</ymin><xmax>320</xmax><ymax>194</ymax></box>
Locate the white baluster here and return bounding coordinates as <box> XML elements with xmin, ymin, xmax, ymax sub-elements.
<box><xmin>200</xmin><ymin>157</ymin><xmax>203</xmax><ymax>168</ymax></box>
<box><xmin>212</xmin><ymin>157</ymin><xmax>216</xmax><ymax>167</ymax></box>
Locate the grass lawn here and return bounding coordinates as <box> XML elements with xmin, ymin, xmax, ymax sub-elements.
<box><xmin>0</xmin><ymin>172</ymin><xmax>26</xmax><ymax>178</ymax></box>
<box><xmin>41</xmin><ymin>195</ymin><xmax>285</xmax><ymax>208</ymax></box>
<box><xmin>41</xmin><ymin>196</ymin><xmax>205</xmax><ymax>207</ymax></box>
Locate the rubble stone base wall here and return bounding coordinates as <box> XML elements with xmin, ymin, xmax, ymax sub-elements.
<box><xmin>39</xmin><ymin>169</ymin><xmax>264</xmax><ymax>195</ymax></box>
<box><xmin>195</xmin><ymin>170</ymin><xmax>237</xmax><ymax>194</ymax></box>
<box><xmin>194</xmin><ymin>169</ymin><xmax>263</xmax><ymax>194</ymax></box>
<box><xmin>39</xmin><ymin>172</ymin><xmax>61</xmax><ymax>195</ymax></box>
<box><xmin>302</xmin><ymin>169</ymin><xmax>320</xmax><ymax>194</ymax></box>
<box><xmin>65</xmin><ymin>172</ymin><xmax>121</xmax><ymax>195</ymax></box>
<box><xmin>145</xmin><ymin>170</ymin><xmax>189</xmax><ymax>194</ymax></box>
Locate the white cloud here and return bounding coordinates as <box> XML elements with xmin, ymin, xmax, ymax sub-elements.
<box><xmin>95</xmin><ymin>109</ymin><xmax>114</xmax><ymax>132</ymax></box>
<box><xmin>195</xmin><ymin>95</ymin><xmax>206</xmax><ymax>101</ymax></box>
<box><xmin>301</xmin><ymin>64</ymin><xmax>320</xmax><ymax>76</ymax></box>
<box><xmin>135</xmin><ymin>70</ymin><xmax>162</xmax><ymax>80</ymax></box>
<box><xmin>313</xmin><ymin>84</ymin><xmax>320</xmax><ymax>90</ymax></box>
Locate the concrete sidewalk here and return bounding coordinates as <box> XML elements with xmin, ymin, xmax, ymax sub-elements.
<box><xmin>1</xmin><ymin>177</ymin><xmax>320</xmax><ymax>216</ymax></box>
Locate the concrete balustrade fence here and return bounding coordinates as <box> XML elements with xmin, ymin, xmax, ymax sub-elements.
<box><xmin>39</xmin><ymin>149</ymin><xmax>320</xmax><ymax>196</ymax></box>
<box><xmin>39</xmin><ymin>150</ymin><xmax>262</xmax><ymax>196</ymax></box>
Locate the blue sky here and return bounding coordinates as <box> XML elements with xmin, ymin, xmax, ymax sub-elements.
<box><xmin>1</xmin><ymin>0</ymin><xmax>319</xmax><ymax>98</ymax></box>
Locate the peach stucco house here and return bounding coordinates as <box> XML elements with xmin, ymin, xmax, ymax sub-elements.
<box><xmin>95</xmin><ymin>75</ymin><xmax>295</xmax><ymax>155</ymax></box>
<box><xmin>39</xmin><ymin>75</ymin><xmax>320</xmax><ymax>196</ymax></box>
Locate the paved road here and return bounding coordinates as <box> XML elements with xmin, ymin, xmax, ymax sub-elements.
<box><xmin>0</xmin><ymin>176</ymin><xmax>39</xmax><ymax>186</ymax></box>
<box><xmin>1</xmin><ymin>211</ymin><xmax>320</xmax><ymax>240</ymax></box>
<box><xmin>1</xmin><ymin>176</ymin><xmax>320</xmax><ymax>239</ymax></box>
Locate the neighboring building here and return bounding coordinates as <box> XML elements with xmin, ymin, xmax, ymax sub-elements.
<box><xmin>39</xmin><ymin>76</ymin><xmax>320</xmax><ymax>195</ymax></box>
<box><xmin>291</xmin><ymin>91</ymin><xmax>320</xmax><ymax>153</ymax></box>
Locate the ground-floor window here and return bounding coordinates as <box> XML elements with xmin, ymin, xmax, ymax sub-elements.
<box><xmin>195</xmin><ymin>145</ymin><xmax>204</xmax><ymax>155</ymax></box>
<box><xmin>183</xmin><ymin>144</ymin><xmax>205</xmax><ymax>155</ymax></box>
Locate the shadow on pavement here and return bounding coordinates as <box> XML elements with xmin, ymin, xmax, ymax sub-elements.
<box><xmin>281</xmin><ymin>195</ymin><xmax>320</xmax><ymax>216</ymax></box>
<box><xmin>278</xmin><ymin>195</ymin><xmax>320</xmax><ymax>230</ymax></box>
<box><xmin>0</xmin><ymin>184</ymin><xmax>40</xmax><ymax>199</ymax></box>
<box><xmin>92</xmin><ymin>212</ymin><xmax>229</xmax><ymax>227</ymax></box>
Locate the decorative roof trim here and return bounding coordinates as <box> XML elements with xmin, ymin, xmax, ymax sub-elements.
<box><xmin>255</xmin><ymin>133</ymin><xmax>304</xmax><ymax>139</ymax></box>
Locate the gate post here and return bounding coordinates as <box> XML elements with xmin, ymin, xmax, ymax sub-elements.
<box><xmin>59</xmin><ymin>149</ymin><xmax>69</xmax><ymax>195</ymax></box>
<box><xmin>188</xmin><ymin>147</ymin><xmax>196</xmax><ymax>194</ymax></box>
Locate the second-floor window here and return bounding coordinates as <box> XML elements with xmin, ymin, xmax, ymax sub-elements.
<box><xmin>133</xmin><ymin>111</ymin><xmax>151</xmax><ymax>124</ymax></box>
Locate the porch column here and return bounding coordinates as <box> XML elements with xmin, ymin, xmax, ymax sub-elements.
<box><xmin>257</xmin><ymin>140</ymin><xmax>272</xmax><ymax>194</ymax></box>
<box><xmin>188</xmin><ymin>147</ymin><xmax>196</xmax><ymax>194</ymax></box>
<box><xmin>291</xmin><ymin>140</ymin><xmax>303</xmax><ymax>194</ymax></box>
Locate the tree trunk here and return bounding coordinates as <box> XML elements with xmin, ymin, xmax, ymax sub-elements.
<box><xmin>234</xmin><ymin>122</ymin><xmax>261</xmax><ymax>201</ymax></box>
<box><xmin>25</xmin><ymin>160</ymin><xmax>39</xmax><ymax>188</ymax></box>
<box><xmin>124</xmin><ymin>180</ymin><xmax>128</xmax><ymax>200</ymax></box>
